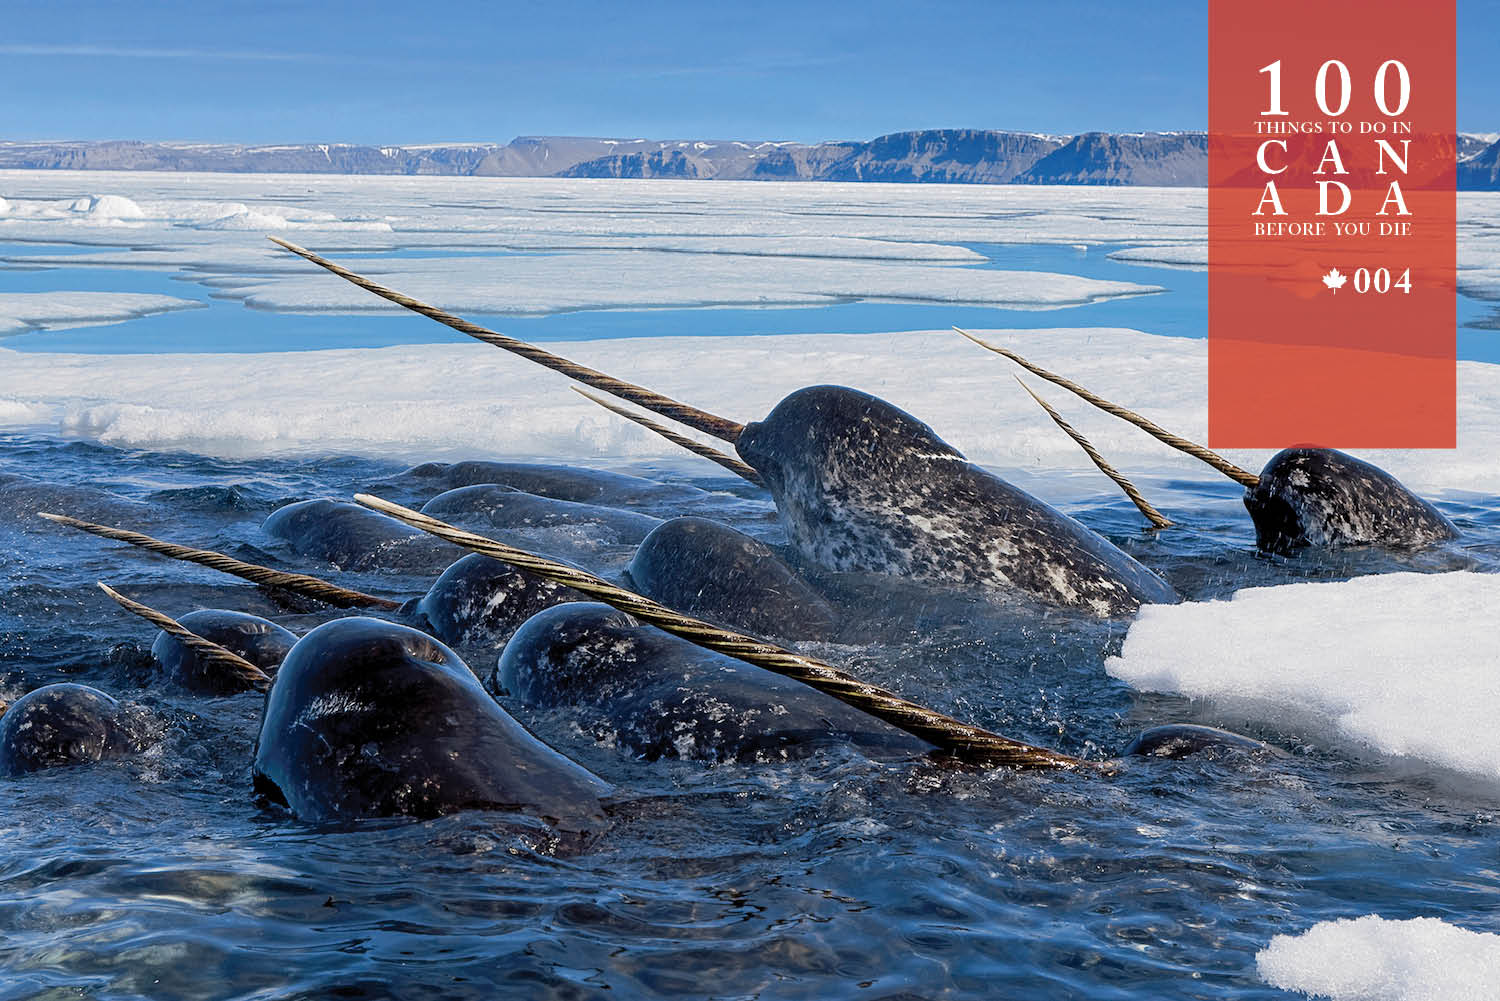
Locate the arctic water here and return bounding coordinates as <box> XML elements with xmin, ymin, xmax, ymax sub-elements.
<box><xmin>2</xmin><ymin>173</ymin><xmax>1500</xmax><ymax>1000</ymax></box>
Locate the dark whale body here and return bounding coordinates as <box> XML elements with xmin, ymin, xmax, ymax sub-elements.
<box><xmin>151</xmin><ymin>609</ymin><xmax>299</xmax><ymax>694</ymax></box>
<box><xmin>625</xmin><ymin>517</ymin><xmax>837</xmax><ymax>641</ymax></box>
<box><xmin>496</xmin><ymin>603</ymin><xmax>930</xmax><ymax>763</ymax></box>
<box><xmin>1245</xmin><ymin>448</ymin><xmax>1460</xmax><ymax>555</ymax></box>
<box><xmin>253</xmin><ymin>618</ymin><xmax>610</xmax><ymax>828</ymax></box>
<box><xmin>1123</xmin><ymin>724</ymin><xmax>1272</xmax><ymax>760</ymax></box>
<box><xmin>386</xmin><ymin>461</ymin><xmax>705</xmax><ymax>508</ymax></box>
<box><xmin>0</xmin><ymin>684</ymin><xmax>144</xmax><ymax>776</ymax></box>
<box><xmin>263</xmin><ymin>498</ymin><xmax>461</xmax><ymax>572</ymax></box>
<box><xmin>421</xmin><ymin>485</ymin><xmax>662</xmax><ymax>545</ymax></box>
<box><xmin>0</xmin><ymin>473</ymin><xmax>155</xmax><ymax>527</ymax></box>
<box><xmin>731</xmin><ymin>386</ymin><xmax>1177</xmax><ymax>616</ymax></box>
<box><xmin>406</xmin><ymin>553</ymin><xmax>585</xmax><ymax>652</ymax></box>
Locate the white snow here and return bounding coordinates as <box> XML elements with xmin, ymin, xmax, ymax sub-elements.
<box><xmin>1107</xmin><ymin>573</ymin><xmax>1500</xmax><ymax>777</ymax></box>
<box><xmin>0</xmin><ymin>326</ymin><xmax>1497</xmax><ymax>503</ymax></box>
<box><xmin>0</xmin><ymin>292</ymin><xmax>204</xmax><ymax>336</ymax></box>
<box><xmin>84</xmin><ymin>194</ymin><xmax>145</xmax><ymax>221</ymax></box>
<box><xmin>1258</xmin><ymin>915</ymin><xmax>1500</xmax><ymax>1001</ymax></box>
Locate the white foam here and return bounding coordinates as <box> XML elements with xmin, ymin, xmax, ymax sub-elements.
<box><xmin>1258</xmin><ymin>915</ymin><xmax>1500</xmax><ymax>1001</ymax></box>
<box><xmin>1107</xmin><ymin>573</ymin><xmax>1500</xmax><ymax>777</ymax></box>
<box><xmin>0</xmin><ymin>292</ymin><xmax>204</xmax><ymax>336</ymax></box>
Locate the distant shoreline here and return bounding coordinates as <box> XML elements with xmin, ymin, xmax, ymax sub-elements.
<box><xmin>2</xmin><ymin>130</ymin><xmax>1496</xmax><ymax>189</ymax></box>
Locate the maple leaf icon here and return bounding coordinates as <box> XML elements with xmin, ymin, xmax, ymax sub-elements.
<box><xmin>1322</xmin><ymin>267</ymin><xmax>1348</xmax><ymax>292</ymax></box>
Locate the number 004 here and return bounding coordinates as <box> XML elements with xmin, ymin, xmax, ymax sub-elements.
<box><xmin>1353</xmin><ymin>267</ymin><xmax>1412</xmax><ymax>294</ymax></box>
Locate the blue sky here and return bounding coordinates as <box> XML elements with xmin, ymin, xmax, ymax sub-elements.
<box><xmin>4</xmin><ymin>0</ymin><xmax>1497</xmax><ymax>144</ymax></box>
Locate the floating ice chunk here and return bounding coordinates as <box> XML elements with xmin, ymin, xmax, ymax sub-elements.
<box><xmin>1258</xmin><ymin>915</ymin><xmax>1500</xmax><ymax>1001</ymax></box>
<box><xmin>0</xmin><ymin>292</ymin><xmax>204</xmax><ymax>336</ymax></box>
<box><xmin>0</xmin><ymin>196</ymin><xmax>8</xmax><ymax>216</ymax></box>
<box><xmin>0</xmin><ymin>399</ymin><xmax>51</xmax><ymax>424</ymax></box>
<box><xmin>83</xmin><ymin>194</ymin><xmax>145</xmax><ymax>220</ymax></box>
<box><xmin>1107</xmin><ymin>573</ymin><xmax>1500</xmax><ymax>777</ymax></box>
<box><xmin>1108</xmin><ymin>244</ymin><xmax>1208</xmax><ymax>268</ymax></box>
<box><xmin>199</xmin><ymin>207</ymin><xmax>292</xmax><ymax>230</ymax></box>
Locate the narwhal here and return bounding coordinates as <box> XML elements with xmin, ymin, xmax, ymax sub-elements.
<box><xmin>90</xmin><ymin>579</ymin><xmax>616</xmax><ymax>828</ymax></box>
<box><xmin>953</xmin><ymin>329</ymin><xmax>1461</xmax><ymax>555</ymax></box>
<box><xmin>267</xmin><ymin>239</ymin><xmax>1177</xmax><ymax>617</ymax></box>
<box><xmin>354</xmin><ymin>494</ymin><xmax>1274</xmax><ymax>769</ymax></box>
<box><xmin>42</xmin><ymin>501</ymin><xmax>837</xmax><ymax>653</ymax></box>
<box><xmin>0</xmin><ymin>584</ymin><xmax>271</xmax><ymax>776</ymax></box>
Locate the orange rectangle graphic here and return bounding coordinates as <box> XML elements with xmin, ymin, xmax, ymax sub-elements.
<box><xmin>1208</xmin><ymin>0</ymin><xmax>1456</xmax><ymax>447</ymax></box>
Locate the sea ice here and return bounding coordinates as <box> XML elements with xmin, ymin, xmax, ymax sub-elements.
<box><xmin>1107</xmin><ymin>572</ymin><xmax>1500</xmax><ymax>777</ymax></box>
<box><xmin>1258</xmin><ymin>915</ymin><xmax>1500</xmax><ymax>1001</ymax></box>
<box><xmin>0</xmin><ymin>292</ymin><xmax>204</xmax><ymax>336</ymax></box>
<box><xmin>1</xmin><ymin>327</ymin><xmax>1499</xmax><ymax>503</ymax></box>
<box><xmin>222</xmin><ymin>252</ymin><xmax>1161</xmax><ymax>315</ymax></box>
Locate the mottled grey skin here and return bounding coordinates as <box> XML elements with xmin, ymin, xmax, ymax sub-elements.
<box><xmin>0</xmin><ymin>684</ymin><xmax>144</xmax><ymax>777</ymax></box>
<box><xmin>407</xmin><ymin>553</ymin><xmax>585</xmax><ymax>652</ymax></box>
<box><xmin>625</xmin><ymin>517</ymin><xmax>837</xmax><ymax>641</ymax></box>
<box><xmin>386</xmin><ymin>461</ymin><xmax>705</xmax><ymax>508</ymax></box>
<box><xmin>496</xmin><ymin>603</ymin><xmax>930</xmax><ymax>763</ymax></box>
<box><xmin>263</xmin><ymin>498</ymin><xmax>461</xmax><ymax>572</ymax></box>
<box><xmin>421</xmin><ymin>485</ymin><xmax>662</xmax><ymax>545</ymax></box>
<box><xmin>253</xmin><ymin>618</ymin><xmax>611</xmax><ymax>829</ymax></box>
<box><xmin>732</xmin><ymin>386</ymin><xmax>1177</xmax><ymax>617</ymax></box>
<box><xmin>1245</xmin><ymin>448</ymin><xmax>1460</xmax><ymax>555</ymax></box>
<box><xmin>151</xmin><ymin>609</ymin><xmax>299</xmax><ymax>695</ymax></box>
<box><xmin>1122</xmin><ymin>724</ymin><xmax>1273</xmax><ymax>760</ymax></box>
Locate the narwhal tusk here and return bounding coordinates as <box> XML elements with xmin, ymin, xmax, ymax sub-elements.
<box><xmin>954</xmin><ymin>327</ymin><xmax>1261</xmax><ymax>489</ymax></box>
<box><xmin>97</xmin><ymin>582</ymin><xmax>272</xmax><ymax>690</ymax></box>
<box><xmin>41</xmin><ymin>513</ymin><xmax>400</xmax><ymax>610</ymax></box>
<box><xmin>352</xmin><ymin>492</ymin><xmax>1097</xmax><ymax>772</ymax></box>
<box><xmin>267</xmin><ymin>236</ymin><xmax>746</xmax><ymax>444</ymax></box>
<box><xmin>1014</xmin><ymin>378</ymin><xmax>1173</xmax><ymax>530</ymax></box>
<box><xmin>570</xmin><ymin>386</ymin><xmax>764</xmax><ymax>487</ymax></box>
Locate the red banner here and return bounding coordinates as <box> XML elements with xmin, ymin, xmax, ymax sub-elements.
<box><xmin>1208</xmin><ymin>0</ymin><xmax>1456</xmax><ymax>447</ymax></box>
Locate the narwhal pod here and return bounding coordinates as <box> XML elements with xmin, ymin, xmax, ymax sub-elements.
<box><xmin>1245</xmin><ymin>448</ymin><xmax>1459</xmax><ymax>555</ymax></box>
<box><xmin>420</xmin><ymin>485</ymin><xmax>663</xmax><ymax>546</ymax></box>
<box><xmin>624</xmin><ymin>517</ymin><xmax>837</xmax><ymax>642</ymax></box>
<box><xmin>253</xmin><ymin>617</ymin><xmax>611</xmax><ymax>828</ymax></box>
<box><xmin>151</xmin><ymin>609</ymin><xmax>299</xmax><ymax>695</ymax></box>
<box><xmin>496</xmin><ymin>603</ymin><xmax>931</xmax><ymax>763</ymax></box>
<box><xmin>0</xmin><ymin>684</ymin><xmax>146</xmax><ymax>777</ymax></box>
<box><xmin>263</xmin><ymin>499</ymin><xmax>462</xmax><ymax>572</ymax></box>
<box><xmin>733</xmin><ymin>387</ymin><xmax>1178</xmax><ymax>617</ymax></box>
<box><xmin>405</xmin><ymin>553</ymin><xmax>586</xmax><ymax>652</ymax></box>
<box><xmin>383</xmin><ymin>460</ymin><xmax>706</xmax><ymax>509</ymax></box>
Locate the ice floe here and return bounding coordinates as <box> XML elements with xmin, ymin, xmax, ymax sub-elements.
<box><xmin>1</xmin><ymin>326</ymin><xmax>1499</xmax><ymax>500</ymax></box>
<box><xmin>0</xmin><ymin>292</ymin><xmax>204</xmax><ymax>336</ymax></box>
<box><xmin>1107</xmin><ymin>572</ymin><xmax>1500</xmax><ymax>777</ymax></box>
<box><xmin>1258</xmin><ymin>915</ymin><xmax>1500</xmax><ymax>1001</ymax></box>
<box><xmin>220</xmin><ymin>253</ymin><xmax>1159</xmax><ymax>315</ymax></box>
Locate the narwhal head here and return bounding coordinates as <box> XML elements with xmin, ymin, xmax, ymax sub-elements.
<box><xmin>953</xmin><ymin>333</ymin><xmax>1460</xmax><ymax>555</ymax></box>
<box><xmin>735</xmin><ymin>385</ymin><xmax>963</xmax><ymax>497</ymax></box>
<box><xmin>1243</xmin><ymin>447</ymin><xmax>1459</xmax><ymax>554</ymax></box>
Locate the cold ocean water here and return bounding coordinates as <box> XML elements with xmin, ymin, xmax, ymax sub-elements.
<box><xmin>2</xmin><ymin>173</ymin><xmax>1500</xmax><ymax>999</ymax></box>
